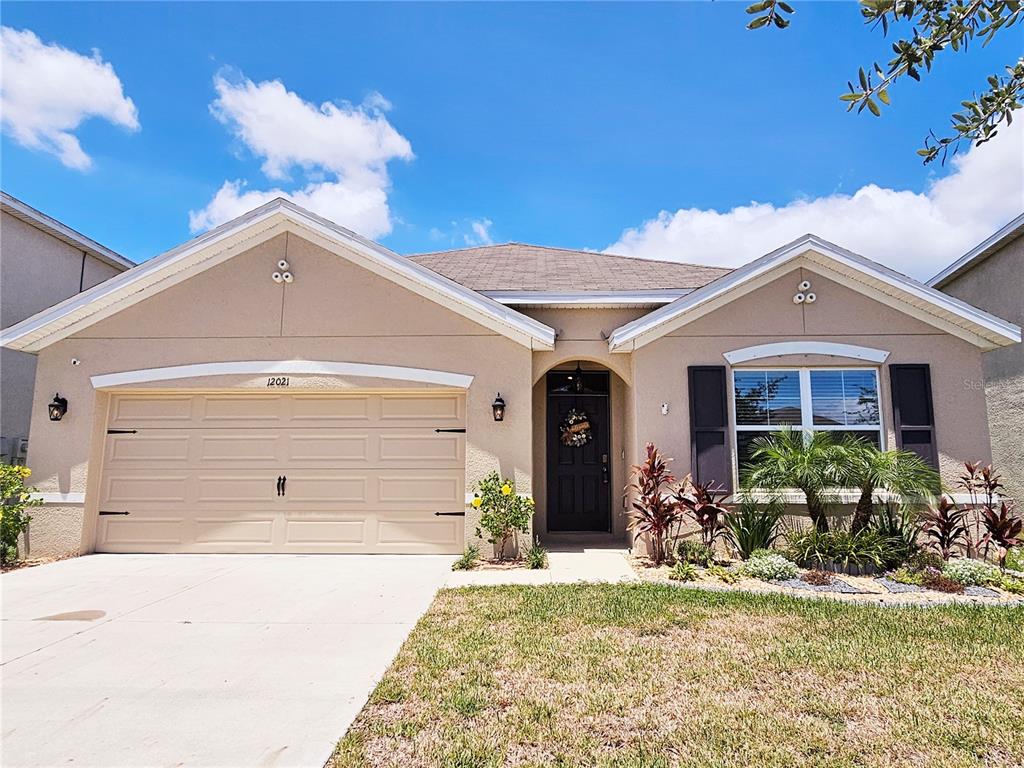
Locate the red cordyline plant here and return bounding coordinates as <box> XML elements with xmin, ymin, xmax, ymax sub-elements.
<box><xmin>919</xmin><ymin>496</ymin><xmax>969</xmax><ymax>561</ymax></box>
<box><xmin>674</xmin><ymin>477</ymin><xmax>730</xmax><ymax>548</ymax></box>
<box><xmin>979</xmin><ymin>501</ymin><xmax>1023</xmax><ymax>569</ymax></box>
<box><xmin>625</xmin><ymin>443</ymin><xmax>682</xmax><ymax>565</ymax></box>
<box><xmin>956</xmin><ymin>461</ymin><xmax>1003</xmax><ymax>558</ymax></box>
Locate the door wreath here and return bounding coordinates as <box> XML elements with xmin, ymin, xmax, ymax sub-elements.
<box><xmin>560</xmin><ymin>408</ymin><xmax>593</xmax><ymax>447</ymax></box>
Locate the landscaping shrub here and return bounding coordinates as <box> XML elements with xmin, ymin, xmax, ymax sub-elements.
<box><xmin>675</xmin><ymin>538</ymin><xmax>714</xmax><ymax>567</ymax></box>
<box><xmin>920</xmin><ymin>566</ymin><xmax>965</xmax><ymax>594</ymax></box>
<box><xmin>907</xmin><ymin>549</ymin><xmax>945</xmax><ymax>571</ymax></box>
<box><xmin>786</xmin><ymin>528</ymin><xmax>901</xmax><ymax>572</ymax></box>
<box><xmin>705</xmin><ymin>564</ymin><xmax>741</xmax><ymax>584</ymax></box>
<box><xmin>942</xmin><ymin>558</ymin><xmax>999</xmax><ymax>587</ymax></box>
<box><xmin>918</xmin><ymin>497</ymin><xmax>969</xmax><ymax>560</ymax></box>
<box><xmin>674</xmin><ymin>478</ymin><xmax>730</xmax><ymax>548</ymax></box>
<box><xmin>625</xmin><ymin>443</ymin><xmax>683</xmax><ymax>565</ymax></box>
<box><xmin>473</xmin><ymin>472</ymin><xmax>533</xmax><ymax>561</ymax></box>
<box><xmin>801</xmin><ymin>569</ymin><xmax>833</xmax><ymax>586</ymax></box>
<box><xmin>668</xmin><ymin>561</ymin><xmax>699</xmax><ymax>582</ymax></box>
<box><xmin>742</xmin><ymin>551</ymin><xmax>798</xmax><ymax>581</ymax></box>
<box><xmin>524</xmin><ymin>540</ymin><xmax>548</xmax><ymax>570</ymax></box>
<box><xmin>1006</xmin><ymin>546</ymin><xmax>1024</xmax><ymax>573</ymax></box>
<box><xmin>979</xmin><ymin>501</ymin><xmax>1023</xmax><ymax>568</ymax></box>
<box><xmin>891</xmin><ymin>567</ymin><xmax>923</xmax><ymax>586</ymax></box>
<box><xmin>871</xmin><ymin>502</ymin><xmax>920</xmax><ymax>561</ymax></box>
<box><xmin>1000</xmin><ymin>575</ymin><xmax>1024</xmax><ymax>594</ymax></box>
<box><xmin>452</xmin><ymin>545</ymin><xmax>480</xmax><ymax>571</ymax></box>
<box><xmin>724</xmin><ymin>499</ymin><xmax>784</xmax><ymax>559</ymax></box>
<box><xmin>1</xmin><ymin>464</ymin><xmax>40</xmax><ymax>565</ymax></box>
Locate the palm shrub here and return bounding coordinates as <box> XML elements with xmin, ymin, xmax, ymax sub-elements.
<box><xmin>742</xmin><ymin>430</ymin><xmax>845</xmax><ymax>532</ymax></box>
<box><xmin>625</xmin><ymin>443</ymin><xmax>682</xmax><ymax>565</ymax></box>
<box><xmin>472</xmin><ymin>472</ymin><xmax>533</xmax><ymax>561</ymax></box>
<box><xmin>838</xmin><ymin>438</ymin><xmax>939</xmax><ymax>534</ymax></box>
<box><xmin>724</xmin><ymin>498</ymin><xmax>785</xmax><ymax>559</ymax></box>
<box><xmin>1</xmin><ymin>464</ymin><xmax>41</xmax><ymax>565</ymax></box>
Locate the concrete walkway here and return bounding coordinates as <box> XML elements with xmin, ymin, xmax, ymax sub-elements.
<box><xmin>2</xmin><ymin>554</ymin><xmax>452</xmax><ymax>768</ymax></box>
<box><xmin>446</xmin><ymin>538</ymin><xmax>637</xmax><ymax>586</ymax></box>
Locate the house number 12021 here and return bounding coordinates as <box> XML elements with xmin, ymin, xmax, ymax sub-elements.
<box><xmin>266</xmin><ymin>376</ymin><xmax>290</xmax><ymax>387</ymax></box>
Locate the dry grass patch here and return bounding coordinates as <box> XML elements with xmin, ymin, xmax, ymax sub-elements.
<box><xmin>331</xmin><ymin>584</ymin><xmax>1024</xmax><ymax>768</ymax></box>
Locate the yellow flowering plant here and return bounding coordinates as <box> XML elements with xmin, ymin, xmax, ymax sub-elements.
<box><xmin>473</xmin><ymin>471</ymin><xmax>532</xmax><ymax>561</ymax></box>
<box><xmin>1</xmin><ymin>464</ymin><xmax>42</xmax><ymax>565</ymax></box>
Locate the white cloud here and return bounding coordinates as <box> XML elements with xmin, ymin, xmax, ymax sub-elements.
<box><xmin>466</xmin><ymin>218</ymin><xmax>494</xmax><ymax>246</ymax></box>
<box><xmin>0</xmin><ymin>26</ymin><xmax>139</xmax><ymax>170</ymax></box>
<box><xmin>190</xmin><ymin>73</ymin><xmax>413</xmax><ymax>238</ymax></box>
<box><xmin>607</xmin><ymin>123</ymin><xmax>1024</xmax><ymax>280</ymax></box>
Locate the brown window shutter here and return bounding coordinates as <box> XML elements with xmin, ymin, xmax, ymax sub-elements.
<box><xmin>889</xmin><ymin>364</ymin><xmax>938</xmax><ymax>469</ymax></box>
<box><xmin>688</xmin><ymin>366</ymin><xmax>732</xmax><ymax>492</ymax></box>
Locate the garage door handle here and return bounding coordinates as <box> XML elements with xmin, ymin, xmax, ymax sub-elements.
<box><xmin>281</xmin><ymin>476</ymin><xmax>287</xmax><ymax>496</ymax></box>
<box><xmin>434</xmin><ymin>428</ymin><xmax>466</xmax><ymax>433</ymax></box>
<box><xmin>434</xmin><ymin>511</ymin><xmax>466</xmax><ymax>517</ymax></box>
<box><xmin>276</xmin><ymin>476</ymin><xmax>284</xmax><ymax>496</ymax></box>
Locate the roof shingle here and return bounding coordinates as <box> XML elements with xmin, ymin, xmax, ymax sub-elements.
<box><xmin>408</xmin><ymin>243</ymin><xmax>731</xmax><ymax>292</ymax></box>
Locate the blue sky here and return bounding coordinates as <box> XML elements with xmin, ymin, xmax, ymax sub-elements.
<box><xmin>1</xmin><ymin>2</ymin><xmax>1021</xmax><ymax>279</ymax></box>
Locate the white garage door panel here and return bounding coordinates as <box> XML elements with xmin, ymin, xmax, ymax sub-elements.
<box><xmin>104</xmin><ymin>430</ymin><xmax>464</xmax><ymax>470</ymax></box>
<box><xmin>97</xmin><ymin>392</ymin><xmax>465</xmax><ymax>554</ymax></box>
<box><xmin>106</xmin><ymin>392</ymin><xmax>464</xmax><ymax>430</ymax></box>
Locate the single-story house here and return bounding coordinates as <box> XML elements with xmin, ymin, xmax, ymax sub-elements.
<box><xmin>2</xmin><ymin>198</ymin><xmax>1019</xmax><ymax>558</ymax></box>
<box><xmin>929</xmin><ymin>213</ymin><xmax>1024</xmax><ymax>501</ymax></box>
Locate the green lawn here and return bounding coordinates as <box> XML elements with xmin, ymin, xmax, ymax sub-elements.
<box><xmin>332</xmin><ymin>584</ymin><xmax>1023</xmax><ymax>768</ymax></box>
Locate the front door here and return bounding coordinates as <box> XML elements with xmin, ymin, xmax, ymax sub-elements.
<box><xmin>546</xmin><ymin>369</ymin><xmax>611</xmax><ymax>531</ymax></box>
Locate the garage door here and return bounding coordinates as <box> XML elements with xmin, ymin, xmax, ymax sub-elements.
<box><xmin>95</xmin><ymin>392</ymin><xmax>466</xmax><ymax>553</ymax></box>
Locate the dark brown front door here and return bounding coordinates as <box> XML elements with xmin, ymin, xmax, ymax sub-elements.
<box><xmin>546</xmin><ymin>369</ymin><xmax>611</xmax><ymax>532</ymax></box>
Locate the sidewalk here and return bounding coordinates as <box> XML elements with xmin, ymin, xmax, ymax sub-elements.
<box><xmin>446</xmin><ymin>538</ymin><xmax>637</xmax><ymax>587</ymax></box>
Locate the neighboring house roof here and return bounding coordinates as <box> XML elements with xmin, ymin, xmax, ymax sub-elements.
<box><xmin>928</xmin><ymin>212</ymin><xmax>1024</xmax><ymax>289</ymax></box>
<box><xmin>0</xmin><ymin>198</ymin><xmax>556</xmax><ymax>353</ymax></box>
<box><xmin>409</xmin><ymin>244</ymin><xmax>732</xmax><ymax>302</ymax></box>
<box><xmin>1</xmin><ymin>191</ymin><xmax>134</xmax><ymax>271</ymax></box>
<box><xmin>608</xmin><ymin>234</ymin><xmax>1022</xmax><ymax>353</ymax></box>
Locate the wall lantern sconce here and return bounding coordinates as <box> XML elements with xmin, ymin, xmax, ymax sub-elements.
<box><xmin>48</xmin><ymin>393</ymin><xmax>68</xmax><ymax>422</ymax></box>
<box><xmin>491</xmin><ymin>393</ymin><xmax>506</xmax><ymax>422</ymax></box>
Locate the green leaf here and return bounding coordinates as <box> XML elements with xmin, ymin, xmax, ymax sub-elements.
<box><xmin>748</xmin><ymin>15</ymin><xmax>771</xmax><ymax>29</ymax></box>
<box><xmin>777</xmin><ymin>1</ymin><xmax>794</xmax><ymax>12</ymax></box>
<box><xmin>859</xmin><ymin>67</ymin><xmax>868</xmax><ymax>89</ymax></box>
<box><xmin>878</xmin><ymin>88</ymin><xmax>890</xmax><ymax>105</ymax></box>
<box><xmin>867</xmin><ymin>98</ymin><xmax>881</xmax><ymax>116</ymax></box>
<box><xmin>839</xmin><ymin>93</ymin><xmax>861</xmax><ymax>102</ymax></box>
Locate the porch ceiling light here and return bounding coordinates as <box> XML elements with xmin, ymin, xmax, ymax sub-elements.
<box><xmin>48</xmin><ymin>393</ymin><xmax>68</xmax><ymax>422</ymax></box>
<box><xmin>492</xmin><ymin>393</ymin><xmax>506</xmax><ymax>422</ymax></box>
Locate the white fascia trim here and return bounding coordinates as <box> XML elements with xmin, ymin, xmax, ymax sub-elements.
<box><xmin>929</xmin><ymin>212</ymin><xmax>1024</xmax><ymax>288</ymax></box>
<box><xmin>481</xmin><ymin>290</ymin><xmax>689</xmax><ymax>306</ymax></box>
<box><xmin>608</xmin><ymin>234</ymin><xmax>1021</xmax><ymax>352</ymax></box>
<box><xmin>1</xmin><ymin>199</ymin><xmax>556</xmax><ymax>353</ymax></box>
<box><xmin>724</xmin><ymin>342</ymin><xmax>890</xmax><ymax>365</ymax></box>
<box><xmin>30</xmin><ymin>492</ymin><xmax>86</xmax><ymax>505</ymax></box>
<box><xmin>1</xmin><ymin>192</ymin><xmax>134</xmax><ymax>271</ymax></box>
<box><xmin>91</xmin><ymin>360</ymin><xmax>475</xmax><ymax>390</ymax></box>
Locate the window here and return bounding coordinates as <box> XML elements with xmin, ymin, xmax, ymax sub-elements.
<box><xmin>733</xmin><ymin>368</ymin><xmax>883</xmax><ymax>475</ymax></box>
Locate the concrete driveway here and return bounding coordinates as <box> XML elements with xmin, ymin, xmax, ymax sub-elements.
<box><xmin>1</xmin><ymin>554</ymin><xmax>452</xmax><ymax>767</ymax></box>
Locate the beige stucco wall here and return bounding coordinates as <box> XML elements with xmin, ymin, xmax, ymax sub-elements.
<box><xmin>24</xmin><ymin>233</ymin><xmax>533</xmax><ymax>557</ymax></box>
<box><xmin>633</xmin><ymin>267</ymin><xmax>993</xmax><ymax>492</ymax></box>
<box><xmin>936</xmin><ymin>237</ymin><xmax>1023</xmax><ymax>500</ymax></box>
<box><xmin>1</xmin><ymin>211</ymin><xmax>124</xmax><ymax>455</ymax></box>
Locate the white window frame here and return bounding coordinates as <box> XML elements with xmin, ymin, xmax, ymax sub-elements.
<box><xmin>729</xmin><ymin>366</ymin><xmax>886</xmax><ymax>485</ymax></box>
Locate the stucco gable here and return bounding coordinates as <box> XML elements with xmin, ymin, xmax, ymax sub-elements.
<box><xmin>74</xmin><ymin>234</ymin><xmax>502</xmax><ymax>341</ymax></box>
<box><xmin>1</xmin><ymin>199</ymin><xmax>556</xmax><ymax>353</ymax></box>
<box><xmin>608</xmin><ymin>235</ymin><xmax>1021</xmax><ymax>352</ymax></box>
